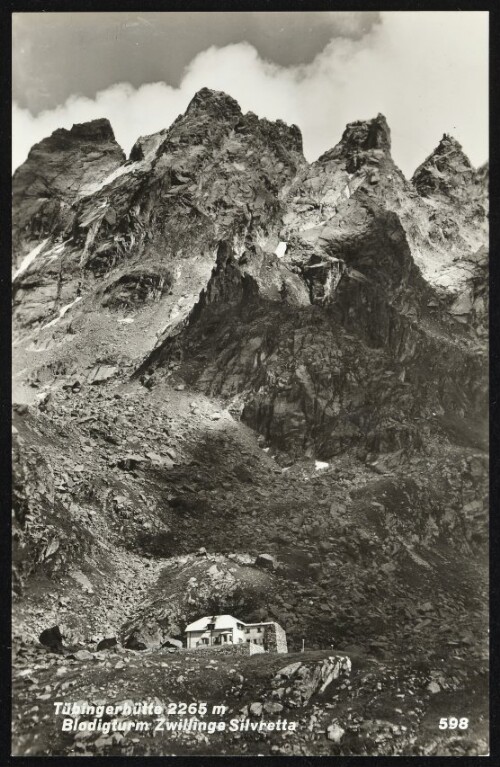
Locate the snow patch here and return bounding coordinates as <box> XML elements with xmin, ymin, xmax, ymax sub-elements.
<box><xmin>13</xmin><ymin>239</ymin><xmax>49</xmax><ymax>280</ymax></box>
<box><xmin>274</xmin><ymin>241</ymin><xmax>287</xmax><ymax>258</ymax></box>
<box><xmin>315</xmin><ymin>460</ymin><xmax>329</xmax><ymax>471</ymax></box>
<box><xmin>79</xmin><ymin>200</ymin><xmax>109</xmax><ymax>228</ymax></box>
<box><xmin>41</xmin><ymin>297</ymin><xmax>82</xmax><ymax>329</ymax></box>
<box><xmin>82</xmin><ymin>162</ymin><xmax>140</xmax><ymax>196</ymax></box>
<box><xmin>46</xmin><ymin>241</ymin><xmax>70</xmax><ymax>262</ymax></box>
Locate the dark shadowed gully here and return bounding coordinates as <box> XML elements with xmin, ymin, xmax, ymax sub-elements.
<box><xmin>12</xmin><ymin>88</ymin><xmax>488</xmax><ymax>757</ymax></box>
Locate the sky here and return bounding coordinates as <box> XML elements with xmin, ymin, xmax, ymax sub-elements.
<box><xmin>12</xmin><ymin>11</ymin><xmax>488</xmax><ymax>176</ymax></box>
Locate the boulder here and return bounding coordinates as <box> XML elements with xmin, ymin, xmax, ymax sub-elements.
<box><xmin>275</xmin><ymin>661</ymin><xmax>303</xmax><ymax>679</ymax></box>
<box><xmin>196</xmin><ymin>547</ymin><xmax>207</xmax><ymax>557</ymax></box>
<box><xmin>263</xmin><ymin>701</ymin><xmax>283</xmax><ymax>714</ymax></box>
<box><xmin>123</xmin><ymin>626</ymin><xmax>163</xmax><ymax>651</ymax></box>
<box><xmin>117</xmin><ymin>454</ymin><xmax>145</xmax><ymax>471</ymax></box>
<box><xmin>96</xmin><ymin>637</ymin><xmax>118</xmax><ymax>651</ymax></box>
<box><xmin>39</xmin><ymin>625</ymin><xmax>64</xmax><ymax>653</ymax></box>
<box><xmin>70</xmin><ymin>649</ymin><xmax>94</xmax><ymax>661</ymax></box>
<box><xmin>161</xmin><ymin>637</ymin><xmax>183</xmax><ymax>649</ymax></box>
<box><xmin>62</xmin><ymin>379</ymin><xmax>82</xmax><ymax>392</ymax></box>
<box><xmin>87</xmin><ymin>365</ymin><xmax>118</xmax><ymax>384</ymax></box>
<box><xmin>327</xmin><ymin>722</ymin><xmax>345</xmax><ymax>743</ymax></box>
<box><xmin>255</xmin><ymin>553</ymin><xmax>277</xmax><ymax>570</ymax></box>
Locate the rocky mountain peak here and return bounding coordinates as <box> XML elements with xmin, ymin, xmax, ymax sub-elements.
<box><xmin>318</xmin><ymin>113</ymin><xmax>391</xmax><ymax>172</ymax></box>
<box><xmin>12</xmin><ymin>119</ymin><xmax>125</xmax><ymax>259</ymax></box>
<box><xmin>411</xmin><ymin>133</ymin><xmax>474</xmax><ymax>199</ymax></box>
<box><xmin>60</xmin><ymin>117</ymin><xmax>117</xmax><ymax>142</ymax></box>
<box><xmin>28</xmin><ymin>118</ymin><xmax>120</xmax><ymax>157</ymax></box>
<box><xmin>340</xmin><ymin>112</ymin><xmax>391</xmax><ymax>153</ymax></box>
<box><xmin>180</xmin><ymin>89</ymin><xmax>303</xmax><ymax>156</ymax></box>
<box><xmin>441</xmin><ymin>132</ymin><xmax>456</xmax><ymax>142</ymax></box>
<box><xmin>429</xmin><ymin>133</ymin><xmax>472</xmax><ymax>169</ymax></box>
<box><xmin>185</xmin><ymin>87</ymin><xmax>243</xmax><ymax>119</ymax></box>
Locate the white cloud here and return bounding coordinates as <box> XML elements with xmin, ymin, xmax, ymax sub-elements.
<box><xmin>12</xmin><ymin>11</ymin><xmax>488</xmax><ymax>176</ymax></box>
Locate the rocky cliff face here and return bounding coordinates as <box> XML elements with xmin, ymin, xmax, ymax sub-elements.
<box><xmin>13</xmin><ymin>91</ymin><xmax>487</xmax><ymax>459</ymax></box>
<box><xmin>13</xmin><ymin>119</ymin><xmax>125</xmax><ymax>268</ymax></box>
<box><xmin>134</xmin><ymin>107</ymin><xmax>487</xmax><ymax>461</ymax></box>
<box><xmin>12</xmin><ymin>89</ymin><xmax>488</xmax><ymax>757</ymax></box>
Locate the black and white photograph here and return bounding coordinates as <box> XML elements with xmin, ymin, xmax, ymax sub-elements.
<box><xmin>11</xmin><ymin>8</ymin><xmax>489</xmax><ymax>758</ymax></box>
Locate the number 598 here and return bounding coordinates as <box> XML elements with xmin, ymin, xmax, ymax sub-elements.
<box><xmin>439</xmin><ymin>717</ymin><xmax>469</xmax><ymax>730</ymax></box>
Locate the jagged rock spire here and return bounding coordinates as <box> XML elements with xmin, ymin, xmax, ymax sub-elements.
<box><xmin>12</xmin><ymin>118</ymin><xmax>125</xmax><ymax>251</ymax></box>
<box><xmin>412</xmin><ymin>133</ymin><xmax>474</xmax><ymax>199</ymax></box>
<box><xmin>27</xmin><ymin>119</ymin><xmax>120</xmax><ymax>156</ymax></box>
<box><xmin>318</xmin><ymin>113</ymin><xmax>391</xmax><ymax>172</ymax></box>
<box><xmin>337</xmin><ymin>113</ymin><xmax>391</xmax><ymax>154</ymax></box>
<box><xmin>185</xmin><ymin>87</ymin><xmax>243</xmax><ymax>119</ymax></box>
